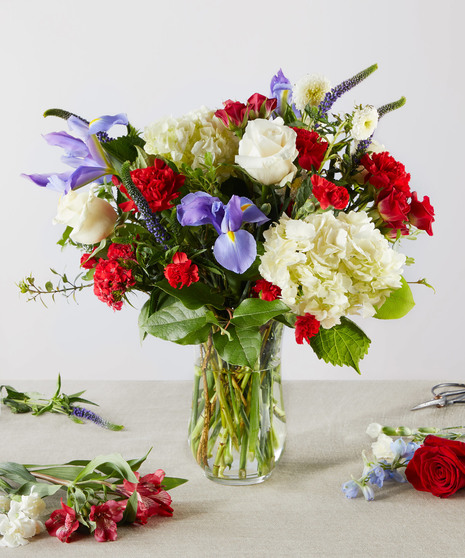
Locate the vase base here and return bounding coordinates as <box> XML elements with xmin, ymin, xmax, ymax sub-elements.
<box><xmin>203</xmin><ymin>469</ymin><xmax>273</xmax><ymax>486</ymax></box>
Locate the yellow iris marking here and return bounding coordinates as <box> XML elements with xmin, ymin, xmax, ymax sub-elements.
<box><xmin>241</xmin><ymin>203</ymin><xmax>252</xmax><ymax>211</ymax></box>
<box><xmin>89</xmin><ymin>118</ymin><xmax>101</xmax><ymax>125</ymax></box>
<box><xmin>227</xmin><ymin>231</ymin><xmax>236</xmax><ymax>243</ymax></box>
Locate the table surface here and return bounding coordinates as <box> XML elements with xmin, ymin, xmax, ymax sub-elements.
<box><xmin>1</xmin><ymin>379</ymin><xmax>464</xmax><ymax>557</ymax></box>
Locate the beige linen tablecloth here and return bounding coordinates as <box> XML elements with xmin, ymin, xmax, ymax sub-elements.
<box><xmin>1</xmin><ymin>380</ymin><xmax>464</xmax><ymax>557</ymax></box>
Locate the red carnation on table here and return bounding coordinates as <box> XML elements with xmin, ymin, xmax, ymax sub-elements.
<box><xmin>251</xmin><ymin>279</ymin><xmax>282</xmax><ymax>301</ymax></box>
<box><xmin>164</xmin><ymin>252</ymin><xmax>199</xmax><ymax>289</ymax></box>
<box><xmin>361</xmin><ymin>152</ymin><xmax>411</xmax><ymax>193</ymax></box>
<box><xmin>311</xmin><ymin>175</ymin><xmax>350</xmax><ymax>210</ymax></box>
<box><xmin>93</xmin><ymin>259</ymin><xmax>136</xmax><ymax>311</ymax></box>
<box><xmin>292</xmin><ymin>128</ymin><xmax>328</xmax><ymax>171</ymax></box>
<box><xmin>45</xmin><ymin>499</ymin><xmax>80</xmax><ymax>543</ymax></box>
<box><xmin>115</xmin><ymin>160</ymin><xmax>185</xmax><ymax>214</ymax></box>
<box><xmin>295</xmin><ymin>314</ymin><xmax>320</xmax><ymax>345</ymax></box>
<box><xmin>408</xmin><ymin>191</ymin><xmax>435</xmax><ymax>236</ymax></box>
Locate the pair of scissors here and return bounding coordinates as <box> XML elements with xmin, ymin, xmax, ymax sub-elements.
<box><xmin>411</xmin><ymin>383</ymin><xmax>465</xmax><ymax>411</ymax></box>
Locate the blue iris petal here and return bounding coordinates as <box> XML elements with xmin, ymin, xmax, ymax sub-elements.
<box><xmin>221</xmin><ymin>195</ymin><xmax>243</xmax><ymax>234</ymax></box>
<box><xmin>239</xmin><ymin>196</ymin><xmax>269</xmax><ymax>225</ymax></box>
<box><xmin>88</xmin><ymin>113</ymin><xmax>128</xmax><ymax>135</ymax></box>
<box><xmin>213</xmin><ymin>229</ymin><xmax>256</xmax><ymax>275</ymax></box>
<box><xmin>43</xmin><ymin>131</ymin><xmax>89</xmax><ymax>158</ymax></box>
<box><xmin>21</xmin><ymin>171</ymin><xmax>72</xmax><ymax>193</ymax></box>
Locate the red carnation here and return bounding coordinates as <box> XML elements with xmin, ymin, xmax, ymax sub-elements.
<box><xmin>164</xmin><ymin>252</ymin><xmax>199</xmax><ymax>289</ymax></box>
<box><xmin>408</xmin><ymin>191</ymin><xmax>435</xmax><ymax>236</ymax></box>
<box><xmin>311</xmin><ymin>175</ymin><xmax>349</xmax><ymax>210</ymax></box>
<box><xmin>295</xmin><ymin>314</ymin><xmax>320</xmax><ymax>345</ymax></box>
<box><xmin>361</xmin><ymin>152</ymin><xmax>411</xmax><ymax>194</ymax></box>
<box><xmin>251</xmin><ymin>279</ymin><xmax>282</xmax><ymax>301</ymax></box>
<box><xmin>107</xmin><ymin>243</ymin><xmax>136</xmax><ymax>262</ymax></box>
<box><xmin>117</xmin><ymin>160</ymin><xmax>184</xmax><ymax>214</ymax></box>
<box><xmin>89</xmin><ymin>500</ymin><xmax>126</xmax><ymax>542</ymax></box>
<box><xmin>80</xmin><ymin>253</ymin><xmax>98</xmax><ymax>269</ymax></box>
<box><xmin>293</xmin><ymin>128</ymin><xmax>328</xmax><ymax>171</ymax></box>
<box><xmin>45</xmin><ymin>499</ymin><xmax>80</xmax><ymax>543</ymax></box>
<box><xmin>93</xmin><ymin>259</ymin><xmax>136</xmax><ymax>311</ymax></box>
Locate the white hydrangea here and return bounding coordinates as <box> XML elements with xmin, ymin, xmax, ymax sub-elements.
<box><xmin>143</xmin><ymin>107</ymin><xmax>239</xmax><ymax>173</ymax></box>
<box><xmin>351</xmin><ymin>105</ymin><xmax>379</xmax><ymax>141</ymax></box>
<box><xmin>293</xmin><ymin>74</ymin><xmax>331</xmax><ymax>111</ymax></box>
<box><xmin>259</xmin><ymin>211</ymin><xmax>405</xmax><ymax>328</ymax></box>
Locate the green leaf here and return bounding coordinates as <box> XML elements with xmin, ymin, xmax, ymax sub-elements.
<box><xmin>213</xmin><ymin>326</ymin><xmax>262</xmax><ymax>368</ymax></box>
<box><xmin>13</xmin><ymin>482</ymin><xmax>62</xmax><ymax>498</ymax></box>
<box><xmin>161</xmin><ymin>477</ymin><xmax>188</xmax><ymax>490</ymax></box>
<box><xmin>122</xmin><ymin>490</ymin><xmax>138</xmax><ymax>523</ymax></box>
<box><xmin>27</xmin><ymin>466</ymin><xmax>84</xmax><ymax>481</ymax></box>
<box><xmin>102</xmin><ymin>125</ymin><xmax>145</xmax><ymax>164</ymax></box>
<box><xmin>156</xmin><ymin>279</ymin><xmax>224</xmax><ymax>310</ymax></box>
<box><xmin>0</xmin><ymin>462</ymin><xmax>36</xmax><ymax>485</ymax></box>
<box><xmin>310</xmin><ymin>317</ymin><xmax>371</xmax><ymax>374</ymax></box>
<box><xmin>231</xmin><ymin>299</ymin><xmax>289</xmax><ymax>329</ymax></box>
<box><xmin>374</xmin><ymin>277</ymin><xmax>415</xmax><ymax>319</ymax></box>
<box><xmin>73</xmin><ymin>454</ymin><xmax>138</xmax><ymax>484</ymax></box>
<box><xmin>140</xmin><ymin>298</ymin><xmax>217</xmax><ymax>344</ymax></box>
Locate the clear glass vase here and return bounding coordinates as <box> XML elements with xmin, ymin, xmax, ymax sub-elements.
<box><xmin>188</xmin><ymin>320</ymin><xmax>286</xmax><ymax>485</ymax></box>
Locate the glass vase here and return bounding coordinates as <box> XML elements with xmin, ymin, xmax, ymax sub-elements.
<box><xmin>188</xmin><ymin>320</ymin><xmax>286</xmax><ymax>485</ymax></box>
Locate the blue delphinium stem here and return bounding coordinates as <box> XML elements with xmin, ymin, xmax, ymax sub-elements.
<box><xmin>71</xmin><ymin>406</ymin><xmax>123</xmax><ymax>431</ymax></box>
<box><xmin>120</xmin><ymin>161</ymin><xmax>170</xmax><ymax>248</ymax></box>
<box><xmin>319</xmin><ymin>63</ymin><xmax>378</xmax><ymax>117</ymax></box>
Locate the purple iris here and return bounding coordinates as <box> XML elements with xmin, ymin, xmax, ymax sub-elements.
<box><xmin>270</xmin><ymin>69</ymin><xmax>300</xmax><ymax>117</ymax></box>
<box><xmin>22</xmin><ymin>113</ymin><xmax>128</xmax><ymax>194</ymax></box>
<box><xmin>177</xmin><ymin>192</ymin><xmax>268</xmax><ymax>274</ymax></box>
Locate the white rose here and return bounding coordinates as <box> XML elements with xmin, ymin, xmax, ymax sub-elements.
<box><xmin>235</xmin><ymin>118</ymin><xmax>298</xmax><ymax>186</ymax></box>
<box><xmin>54</xmin><ymin>185</ymin><xmax>117</xmax><ymax>244</ymax></box>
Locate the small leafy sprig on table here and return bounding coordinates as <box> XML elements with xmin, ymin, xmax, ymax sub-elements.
<box><xmin>0</xmin><ymin>449</ymin><xmax>187</xmax><ymax>545</ymax></box>
<box><xmin>0</xmin><ymin>375</ymin><xmax>123</xmax><ymax>430</ymax></box>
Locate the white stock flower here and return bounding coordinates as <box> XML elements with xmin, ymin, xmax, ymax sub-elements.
<box><xmin>371</xmin><ymin>433</ymin><xmax>396</xmax><ymax>461</ymax></box>
<box><xmin>235</xmin><ymin>118</ymin><xmax>298</xmax><ymax>186</ymax></box>
<box><xmin>293</xmin><ymin>74</ymin><xmax>331</xmax><ymax>111</ymax></box>
<box><xmin>351</xmin><ymin>105</ymin><xmax>379</xmax><ymax>141</ymax></box>
<box><xmin>54</xmin><ymin>185</ymin><xmax>117</xmax><ymax>245</ymax></box>
<box><xmin>259</xmin><ymin>211</ymin><xmax>405</xmax><ymax>328</ymax></box>
<box><xmin>143</xmin><ymin>107</ymin><xmax>238</xmax><ymax>174</ymax></box>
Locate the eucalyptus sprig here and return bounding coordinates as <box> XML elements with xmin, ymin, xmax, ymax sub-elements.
<box><xmin>0</xmin><ymin>374</ymin><xmax>124</xmax><ymax>430</ymax></box>
<box><xmin>18</xmin><ymin>270</ymin><xmax>92</xmax><ymax>306</ymax></box>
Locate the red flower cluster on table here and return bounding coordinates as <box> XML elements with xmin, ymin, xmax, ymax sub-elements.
<box><xmin>91</xmin><ymin>243</ymin><xmax>137</xmax><ymax>310</ymax></box>
<box><xmin>121</xmin><ymin>470</ymin><xmax>173</xmax><ymax>525</ymax></box>
<box><xmin>114</xmin><ymin>160</ymin><xmax>185</xmax><ymax>214</ymax></box>
<box><xmin>89</xmin><ymin>500</ymin><xmax>126</xmax><ymax>542</ymax></box>
<box><xmin>405</xmin><ymin>435</ymin><xmax>465</xmax><ymax>498</ymax></box>
<box><xmin>361</xmin><ymin>152</ymin><xmax>435</xmax><ymax>236</ymax></box>
<box><xmin>293</xmin><ymin>128</ymin><xmax>328</xmax><ymax>171</ymax></box>
<box><xmin>45</xmin><ymin>500</ymin><xmax>79</xmax><ymax>543</ymax></box>
<box><xmin>251</xmin><ymin>279</ymin><xmax>282</xmax><ymax>301</ymax></box>
<box><xmin>311</xmin><ymin>175</ymin><xmax>350</xmax><ymax>210</ymax></box>
<box><xmin>215</xmin><ymin>93</ymin><xmax>277</xmax><ymax>130</ymax></box>
<box><xmin>164</xmin><ymin>252</ymin><xmax>199</xmax><ymax>289</ymax></box>
<box><xmin>295</xmin><ymin>314</ymin><xmax>320</xmax><ymax>344</ymax></box>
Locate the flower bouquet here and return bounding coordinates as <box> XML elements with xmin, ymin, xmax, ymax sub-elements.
<box><xmin>21</xmin><ymin>63</ymin><xmax>434</xmax><ymax>483</ymax></box>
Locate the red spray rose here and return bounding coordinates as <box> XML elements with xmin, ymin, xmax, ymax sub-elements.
<box><xmin>116</xmin><ymin>160</ymin><xmax>184</xmax><ymax>213</ymax></box>
<box><xmin>251</xmin><ymin>279</ymin><xmax>282</xmax><ymax>301</ymax></box>
<box><xmin>93</xmin><ymin>259</ymin><xmax>136</xmax><ymax>311</ymax></box>
<box><xmin>45</xmin><ymin>499</ymin><xmax>80</xmax><ymax>543</ymax></box>
<box><xmin>164</xmin><ymin>252</ymin><xmax>199</xmax><ymax>289</ymax></box>
<box><xmin>89</xmin><ymin>500</ymin><xmax>126</xmax><ymax>542</ymax></box>
<box><xmin>293</xmin><ymin>128</ymin><xmax>328</xmax><ymax>171</ymax></box>
<box><xmin>311</xmin><ymin>175</ymin><xmax>350</xmax><ymax>210</ymax></box>
<box><xmin>121</xmin><ymin>470</ymin><xmax>173</xmax><ymax>525</ymax></box>
<box><xmin>361</xmin><ymin>152</ymin><xmax>411</xmax><ymax>193</ymax></box>
<box><xmin>246</xmin><ymin>93</ymin><xmax>277</xmax><ymax>118</ymax></box>
<box><xmin>215</xmin><ymin>100</ymin><xmax>249</xmax><ymax>128</ymax></box>
<box><xmin>408</xmin><ymin>191</ymin><xmax>435</xmax><ymax>236</ymax></box>
<box><xmin>405</xmin><ymin>435</ymin><xmax>465</xmax><ymax>498</ymax></box>
<box><xmin>295</xmin><ymin>314</ymin><xmax>320</xmax><ymax>345</ymax></box>
<box><xmin>376</xmin><ymin>187</ymin><xmax>410</xmax><ymax>225</ymax></box>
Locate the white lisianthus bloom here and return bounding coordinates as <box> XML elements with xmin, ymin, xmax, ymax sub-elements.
<box><xmin>371</xmin><ymin>433</ymin><xmax>396</xmax><ymax>461</ymax></box>
<box><xmin>293</xmin><ymin>74</ymin><xmax>331</xmax><ymax>111</ymax></box>
<box><xmin>259</xmin><ymin>211</ymin><xmax>405</xmax><ymax>328</ymax></box>
<box><xmin>143</xmin><ymin>107</ymin><xmax>238</xmax><ymax>174</ymax></box>
<box><xmin>351</xmin><ymin>105</ymin><xmax>379</xmax><ymax>141</ymax></box>
<box><xmin>366</xmin><ymin>423</ymin><xmax>383</xmax><ymax>439</ymax></box>
<box><xmin>235</xmin><ymin>118</ymin><xmax>298</xmax><ymax>186</ymax></box>
<box><xmin>53</xmin><ymin>185</ymin><xmax>117</xmax><ymax>245</ymax></box>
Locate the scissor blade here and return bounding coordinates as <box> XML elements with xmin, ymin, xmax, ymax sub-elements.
<box><xmin>411</xmin><ymin>398</ymin><xmax>445</xmax><ymax>411</ymax></box>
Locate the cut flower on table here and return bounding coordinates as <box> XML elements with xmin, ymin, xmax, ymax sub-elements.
<box><xmin>20</xmin><ymin>63</ymin><xmax>434</xmax><ymax>374</ymax></box>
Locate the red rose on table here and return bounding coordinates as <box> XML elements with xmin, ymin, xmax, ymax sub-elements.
<box><xmin>405</xmin><ymin>435</ymin><xmax>465</xmax><ymax>498</ymax></box>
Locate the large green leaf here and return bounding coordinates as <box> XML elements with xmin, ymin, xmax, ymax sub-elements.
<box><xmin>213</xmin><ymin>326</ymin><xmax>262</xmax><ymax>368</ymax></box>
<box><xmin>374</xmin><ymin>277</ymin><xmax>415</xmax><ymax>319</ymax></box>
<box><xmin>73</xmin><ymin>453</ymin><xmax>138</xmax><ymax>484</ymax></box>
<box><xmin>13</xmin><ymin>482</ymin><xmax>62</xmax><ymax>498</ymax></box>
<box><xmin>0</xmin><ymin>463</ymin><xmax>36</xmax><ymax>485</ymax></box>
<box><xmin>162</xmin><ymin>477</ymin><xmax>189</xmax><ymax>490</ymax></box>
<box><xmin>156</xmin><ymin>279</ymin><xmax>224</xmax><ymax>310</ymax></box>
<box><xmin>140</xmin><ymin>298</ymin><xmax>217</xmax><ymax>344</ymax></box>
<box><xmin>231</xmin><ymin>299</ymin><xmax>290</xmax><ymax>329</ymax></box>
<box><xmin>310</xmin><ymin>317</ymin><xmax>371</xmax><ymax>374</ymax></box>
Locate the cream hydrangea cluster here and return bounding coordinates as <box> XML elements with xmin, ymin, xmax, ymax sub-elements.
<box><xmin>143</xmin><ymin>107</ymin><xmax>239</xmax><ymax>172</ymax></box>
<box><xmin>259</xmin><ymin>211</ymin><xmax>405</xmax><ymax>328</ymax></box>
